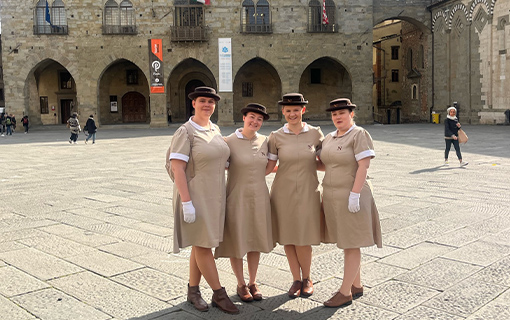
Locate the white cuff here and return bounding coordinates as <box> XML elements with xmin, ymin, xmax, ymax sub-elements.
<box><xmin>169</xmin><ymin>153</ymin><xmax>189</xmax><ymax>162</ymax></box>
<box><xmin>355</xmin><ymin>150</ymin><xmax>375</xmax><ymax>161</ymax></box>
<box><xmin>268</xmin><ymin>153</ymin><xmax>278</xmax><ymax>161</ymax></box>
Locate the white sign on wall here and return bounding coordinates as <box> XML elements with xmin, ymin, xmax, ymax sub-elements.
<box><xmin>218</xmin><ymin>38</ymin><xmax>233</xmax><ymax>92</ymax></box>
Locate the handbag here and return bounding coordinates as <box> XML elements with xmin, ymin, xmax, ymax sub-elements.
<box><xmin>458</xmin><ymin>129</ymin><xmax>468</xmax><ymax>144</ymax></box>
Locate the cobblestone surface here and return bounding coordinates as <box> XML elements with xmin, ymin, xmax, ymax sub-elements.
<box><xmin>0</xmin><ymin>123</ymin><xmax>509</xmax><ymax>319</ymax></box>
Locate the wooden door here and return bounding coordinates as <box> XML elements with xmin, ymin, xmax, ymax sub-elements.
<box><xmin>60</xmin><ymin>99</ymin><xmax>73</xmax><ymax>124</ymax></box>
<box><xmin>122</xmin><ymin>92</ymin><xmax>147</xmax><ymax>123</ymax></box>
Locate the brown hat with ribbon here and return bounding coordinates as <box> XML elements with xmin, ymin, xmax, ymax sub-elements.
<box><xmin>241</xmin><ymin>103</ymin><xmax>270</xmax><ymax>120</ymax></box>
<box><xmin>278</xmin><ymin>93</ymin><xmax>308</xmax><ymax>106</ymax></box>
<box><xmin>188</xmin><ymin>86</ymin><xmax>221</xmax><ymax>101</ymax></box>
<box><xmin>326</xmin><ymin>98</ymin><xmax>357</xmax><ymax>112</ymax></box>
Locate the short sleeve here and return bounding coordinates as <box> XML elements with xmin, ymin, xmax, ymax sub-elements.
<box><xmin>353</xmin><ymin>129</ymin><xmax>375</xmax><ymax>161</ymax></box>
<box><xmin>267</xmin><ymin>131</ymin><xmax>278</xmax><ymax>161</ymax></box>
<box><xmin>315</xmin><ymin>126</ymin><xmax>325</xmax><ymax>156</ymax></box>
<box><xmin>169</xmin><ymin>125</ymin><xmax>191</xmax><ymax>162</ymax></box>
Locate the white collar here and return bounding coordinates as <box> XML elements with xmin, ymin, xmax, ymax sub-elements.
<box><xmin>235</xmin><ymin>128</ymin><xmax>259</xmax><ymax>139</ymax></box>
<box><xmin>283</xmin><ymin>123</ymin><xmax>309</xmax><ymax>134</ymax></box>
<box><xmin>447</xmin><ymin>115</ymin><xmax>457</xmax><ymax>120</ymax></box>
<box><xmin>189</xmin><ymin>117</ymin><xmax>215</xmax><ymax>131</ymax></box>
<box><xmin>330</xmin><ymin>124</ymin><xmax>356</xmax><ymax>137</ymax></box>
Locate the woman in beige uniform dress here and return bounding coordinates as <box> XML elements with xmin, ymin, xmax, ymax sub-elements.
<box><xmin>266</xmin><ymin>93</ymin><xmax>324</xmax><ymax>299</ymax></box>
<box><xmin>319</xmin><ymin>98</ymin><xmax>382</xmax><ymax>308</ymax></box>
<box><xmin>215</xmin><ymin>103</ymin><xmax>274</xmax><ymax>302</ymax></box>
<box><xmin>169</xmin><ymin>87</ymin><xmax>238</xmax><ymax>314</ymax></box>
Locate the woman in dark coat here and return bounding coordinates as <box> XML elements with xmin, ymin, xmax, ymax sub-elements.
<box><xmin>444</xmin><ymin>107</ymin><xmax>468</xmax><ymax>167</ymax></box>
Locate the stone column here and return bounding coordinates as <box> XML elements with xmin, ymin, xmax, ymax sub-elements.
<box><xmin>149</xmin><ymin>93</ymin><xmax>168</xmax><ymax>128</ymax></box>
<box><xmin>217</xmin><ymin>92</ymin><xmax>235</xmax><ymax>126</ymax></box>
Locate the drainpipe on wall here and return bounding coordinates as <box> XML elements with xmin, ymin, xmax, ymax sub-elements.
<box><xmin>428</xmin><ymin>5</ymin><xmax>435</xmax><ymax>124</ymax></box>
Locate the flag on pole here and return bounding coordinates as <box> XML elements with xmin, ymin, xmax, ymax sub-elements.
<box><xmin>197</xmin><ymin>0</ymin><xmax>210</xmax><ymax>4</ymax></box>
<box><xmin>45</xmin><ymin>0</ymin><xmax>52</xmax><ymax>25</ymax></box>
<box><xmin>322</xmin><ymin>0</ymin><xmax>329</xmax><ymax>25</ymax></box>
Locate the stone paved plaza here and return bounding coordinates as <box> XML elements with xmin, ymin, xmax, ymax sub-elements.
<box><xmin>1</xmin><ymin>123</ymin><xmax>509</xmax><ymax>320</ymax></box>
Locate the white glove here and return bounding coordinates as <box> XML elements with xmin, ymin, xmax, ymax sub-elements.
<box><xmin>348</xmin><ymin>192</ymin><xmax>361</xmax><ymax>213</ymax></box>
<box><xmin>182</xmin><ymin>200</ymin><xmax>196</xmax><ymax>223</ymax></box>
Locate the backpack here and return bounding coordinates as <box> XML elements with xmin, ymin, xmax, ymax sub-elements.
<box><xmin>165</xmin><ymin>122</ymin><xmax>195</xmax><ymax>182</ymax></box>
<box><xmin>5</xmin><ymin>118</ymin><xmax>11</xmax><ymax>126</ymax></box>
<box><xmin>22</xmin><ymin>118</ymin><xmax>28</xmax><ymax>125</ymax></box>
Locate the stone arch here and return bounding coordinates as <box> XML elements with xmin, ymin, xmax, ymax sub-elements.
<box><xmin>448</xmin><ymin>4</ymin><xmax>468</xmax><ymax>30</ymax></box>
<box><xmin>91</xmin><ymin>53</ymin><xmax>149</xmax><ymax>90</ymax></box>
<box><xmin>469</xmin><ymin>0</ymin><xmax>490</xmax><ymax>21</ymax></box>
<box><xmin>233</xmin><ymin>57</ymin><xmax>282</xmax><ymax>122</ymax></box>
<box><xmin>432</xmin><ymin>10</ymin><xmax>448</xmax><ymax>33</ymax></box>
<box><xmin>97</xmin><ymin>58</ymin><xmax>150</xmax><ymax>124</ymax></box>
<box><xmin>23</xmin><ymin>58</ymin><xmax>78</xmax><ymax>125</ymax></box>
<box><xmin>298</xmin><ymin>57</ymin><xmax>352</xmax><ymax>121</ymax></box>
<box><xmin>167</xmin><ymin>58</ymin><xmax>217</xmax><ymax>122</ymax></box>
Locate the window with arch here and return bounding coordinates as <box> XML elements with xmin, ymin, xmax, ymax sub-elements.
<box><xmin>34</xmin><ymin>0</ymin><xmax>68</xmax><ymax>35</ymax></box>
<box><xmin>241</xmin><ymin>0</ymin><xmax>272</xmax><ymax>33</ymax></box>
<box><xmin>171</xmin><ymin>0</ymin><xmax>207</xmax><ymax>42</ymax></box>
<box><xmin>412</xmin><ymin>84</ymin><xmax>418</xmax><ymax>100</ymax></box>
<box><xmin>308</xmin><ymin>0</ymin><xmax>336</xmax><ymax>33</ymax></box>
<box><xmin>103</xmin><ymin>0</ymin><xmax>137</xmax><ymax>34</ymax></box>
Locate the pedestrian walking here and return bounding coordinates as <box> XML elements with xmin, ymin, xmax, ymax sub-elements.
<box><xmin>66</xmin><ymin>112</ymin><xmax>81</xmax><ymax>144</ymax></box>
<box><xmin>214</xmin><ymin>103</ymin><xmax>274</xmax><ymax>303</ymax></box>
<box><xmin>444</xmin><ymin>106</ymin><xmax>468</xmax><ymax>167</ymax></box>
<box><xmin>84</xmin><ymin>115</ymin><xmax>97</xmax><ymax>144</ymax></box>
<box><xmin>5</xmin><ymin>114</ymin><xmax>13</xmax><ymax>135</ymax></box>
<box><xmin>319</xmin><ymin>98</ymin><xmax>382</xmax><ymax>308</ymax></box>
<box><xmin>22</xmin><ymin>116</ymin><xmax>29</xmax><ymax>133</ymax></box>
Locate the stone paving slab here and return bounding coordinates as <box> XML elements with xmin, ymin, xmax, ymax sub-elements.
<box><xmin>0</xmin><ymin>266</ymin><xmax>49</xmax><ymax>297</ymax></box>
<box><xmin>1</xmin><ymin>124</ymin><xmax>510</xmax><ymax>319</ymax></box>
<box><xmin>11</xmin><ymin>288</ymin><xmax>112</xmax><ymax>320</ymax></box>
<box><xmin>0</xmin><ymin>247</ymin><xmax>84</xmax><ymax>280</ymax></box>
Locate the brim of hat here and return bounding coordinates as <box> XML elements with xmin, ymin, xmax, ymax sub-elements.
<box><xmin>278</xmin><ymin>100</ymin><xmax>308</xmax><ymax>106</ymax></box>
<box><xmin>188</xmin><ymin>92</ymin><xmax>221</xmax><ymax>101</ymax></box>
<box><xmin>326</xmin><ymin>105</ymin><xmax>356</xmax><ymax>112</ymax></box>
<box><xmin>241</xmin><ymin>107</ymin><xmax>270</xmax><ymax>120</ymax></box>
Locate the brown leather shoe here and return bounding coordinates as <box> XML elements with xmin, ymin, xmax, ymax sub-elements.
<box><xmin>237</xmin><ymin>284</ymin><xmax>254</xmax><ymax>302</ymax></box>
<box><xmin>187</xmin><ymin>284</ymin><xmax>209</xmax><ymax>312</ymax></box>
<box><xmin>288</xmin><ymin>280</ymin><xmax>302</xmax><ymax>299</ymax></box>
<box><xmin>211</xmin><ymin>287</ymin><xmax>239</xmax><ymax>314</ymax></box>
<box><xmin>324</xmin><ymin>291</ymin><xmax>353</xmax><ymax>308</ymax></box>
<box><xmin>301</xmin><ymin>278</ymin><xmax>314</xmax><ymax>297</ymax></box>
<box><xmin>351</xmin><ymin>285</ymin><xmax>363</xmax><ymax>299</ymax></box>
<box><xmin>248</xmin><ymin>283</ymin><xmax>262</xmax><ymax>301</ymax></box>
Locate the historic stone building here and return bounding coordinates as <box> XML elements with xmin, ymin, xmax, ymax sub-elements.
<box><xmin>430</xmin><ymin>0</ymin><xmax>508</xmax><ymax>124</ymax></box>
<box><xmin>0</xmin><ymin>0</ymin><xmax>506</xmax><ymax>127</ymax></box>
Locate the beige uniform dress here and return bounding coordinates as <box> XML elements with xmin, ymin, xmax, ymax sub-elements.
<box><xmin>214</xmin><ymin>129</ymin><xmax>274</xmax><ymax>259</ymax></box>
<box><xmin>320</xmin><ymin>125</ymin><xmax>382</xmax><ymax>249</ymax></box>
<box><xmin>169</xmin><ymin>119</ymin><xmax>230</xmax><ymax>253</ymax></box>
<box><xmin>268</xmin><ymin>124</ymin><xmax>324</xmax><ymax>246</ymax></box>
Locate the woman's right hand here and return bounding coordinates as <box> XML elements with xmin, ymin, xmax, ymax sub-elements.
<box><xmin>182</xmin><ymin>201</ymin><xmax>196</xmax><ymax>223</ymax></box>
<box><xmin>452</xmin><ymin>135</ymin><xmax>458</xmax><ymax>140</ymax></box>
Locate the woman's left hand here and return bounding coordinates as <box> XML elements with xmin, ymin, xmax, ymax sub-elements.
<box><xmin>348</xmin><ymin>192</ymin><xmax>361</xmax><ymax>213</ymax></box>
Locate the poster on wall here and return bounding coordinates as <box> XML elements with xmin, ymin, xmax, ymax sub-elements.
<box><xmin>149</xmin><ymin>39</ymin><xmax>165</xmax><ymax>94</ymax></box>
<box><xmin>218</xmin><ymin>38</ymin><xmax>232</xmax><ymax>92</ymax></box>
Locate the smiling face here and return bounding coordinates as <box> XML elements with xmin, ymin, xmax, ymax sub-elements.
<box><xmin>282</xmin><ymin>105</ymin><xmax>305</xmax><ymax>125</ymax></box>
<box><xmin>243</xmin><ymin>111</ymin><xmax>264</xmax><ymax>133</ymax></box>
<box><xmin>331</xmin><ymin>108</ymin><xmax>354</xmax><ymax>132</ymax></box>
<box><xmin>192</xmin><ymin>96</ymin><xmax>216</xmax><ymax>119</ymax></box>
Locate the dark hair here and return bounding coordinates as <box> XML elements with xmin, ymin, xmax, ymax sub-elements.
<box><xmin>89</xmin><ymin>114</ymin><xmax>94</xmax><ymax>118</ymax></box>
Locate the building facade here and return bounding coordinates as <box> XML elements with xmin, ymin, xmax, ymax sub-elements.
<box><xmin>0</xmin><ymin>0</ymin><xmax>506</xmax><ymax>127</ymax></box>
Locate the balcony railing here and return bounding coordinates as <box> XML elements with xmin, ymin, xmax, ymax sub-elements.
<box><xmin>33</xmin><ymin>25</ymin><xmax>68</xmax><ymax>35</ymax></box>
<box><xmin>102</xmin><ymin>25</ymin><xmax>137</xmax><ymax>35</ymax></box>
<box><xmin>170</xmin><ymin>26</ymin><xmax>208</xmax><ymax>42</ymax></box>
<box><xmin>241</xmin><ymin>23</ymin><xmax>272</xmax><ymax>34</ymax></box>
<box><xmin>307</xmin><ymin>23</ymin><xmax>337</xmax><ymax>33</ymax></box>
